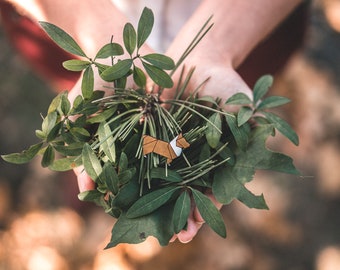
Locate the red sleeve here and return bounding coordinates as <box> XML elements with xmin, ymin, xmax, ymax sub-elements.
<box><xmin>237</xmin><ymin>2</ymin><xmax>308</xmax><ymax>87</ymax></box>
<box><xmin>0</xmin><ymin>1</ymin><xmax>80</xmax><ymax>91</ymax></box>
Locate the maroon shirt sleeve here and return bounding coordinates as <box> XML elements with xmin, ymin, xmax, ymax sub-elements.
<box><xmin>237</xmin><ymin>2</ymin><xmax>309</xmax><ymax>87</ymax></box>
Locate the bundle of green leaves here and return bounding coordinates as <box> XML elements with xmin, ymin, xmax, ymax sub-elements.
<box><xmin>1</xmin><ymin>7</ymin><xmax>299</xmax><ymax>247</ymax></box>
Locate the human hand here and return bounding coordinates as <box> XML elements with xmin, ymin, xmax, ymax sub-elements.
<box><xmin>170</xmin><ymin>191</ymin><xmax>223</xmax><ymax>243</ymax></box>
<box><xmin>161</xmin><ymin>62</ymin><xmax>252</xmax><ymax>108</ymax></box>
<box><xmin>160</xmin><ymin>62</ymin><xmax>252</xmax><ymax>243</ymax></box>
<box><xmin>69</xmin><ymin>33</ymin><xmax>253</xmax><ymax>242</ymax></box>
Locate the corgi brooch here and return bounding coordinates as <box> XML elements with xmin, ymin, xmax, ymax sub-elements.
<box><xmin>142</xmin><ymin>133</ymin><xmax>190</xmax><ymax>164</ymax></box>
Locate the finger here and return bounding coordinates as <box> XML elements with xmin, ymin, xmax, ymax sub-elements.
<box><xmin>176</xmin><ymin>202</ymin><xmax>202</xmax><ymax>243</ymax></box>
<box><xmin>171</xmin><ymin>192</ymin><xmax>223</xmax><ymax>244</ymax></box>
<box><xmin>169</xmin><ymin>234</ymin><xmax>178</xmax><ymax>243</ymax></box>
<box><xmin>176</xmin><ymin>216</ymin><xmax>203</xmax><ymax>243</ymax></box>
<box><xmin>193</xmin><ymin>192</ymin><xmax>223</xmax><ymax>223</ymax></box>
<box><xmin>74</xmin><ymin>166</ymin><xmax>95</xmax><ymax>192</ymax></box>
<box><xmin>146</xmin><ymin>77</ymin><xmax>156</xmax><ymax>94</ymax></box>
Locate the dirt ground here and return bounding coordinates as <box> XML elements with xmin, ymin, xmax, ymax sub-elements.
<box><xmin>2</xmin><ymin>1</ymin><xmax>340</xmax><ymax>269</ymax></box>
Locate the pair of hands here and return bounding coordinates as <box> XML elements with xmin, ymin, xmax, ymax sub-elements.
<box><xmin>72</xmin><ymin>46</ymin><xmax>252</xmax><ymax>243</ymax></box>
<box><xmin>5</xmin><ymin>0</ymin><xmax>300</xmax><ymax>244</ymax></box>
<box><xmin>63</xmin><ymin>0</ymin><xmax>259</xmax><ymax>244</ymax></box>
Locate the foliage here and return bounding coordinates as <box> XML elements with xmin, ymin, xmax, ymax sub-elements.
<box><xmin>1</xmin><ymin>7</ymin><xmax>299</xmax><ymax>247</ymax></box>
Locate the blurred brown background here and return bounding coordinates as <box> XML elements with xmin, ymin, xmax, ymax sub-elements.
<box><xmin>2</xmin><ymin>1</ymin><xmax>340</xmax><ymax>269</ymax></box>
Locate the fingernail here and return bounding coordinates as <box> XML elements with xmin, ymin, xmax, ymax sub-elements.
<box><xmin>195</xmin><ymin>221</ymin><xmax>205</xmax><ymax>225</ymax></box>
<box><xmin>179</xmin><ymin>238</ymin><xmax>192</xmax><ymax>244</ymax></box>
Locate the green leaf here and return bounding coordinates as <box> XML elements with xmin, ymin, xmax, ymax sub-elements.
<box><xmin>35</xmin><ymin>130</ymin><xmax>45</xmax><ymax>140</ymax></box>
<box><xmin>191</xmin><ymin>189</ymin><xmax>226</xmax><ymax>238</ymax></box>
<box><xmin>212</xmin><ymin>167</ymin><xmax>268</xmax><ymax>209</ymax></box>
<box><xmin>71</xmin><ymin>101</ymin><xmax>99</xmax><ymax>117</ymax></box>
<box><xmin>79</xmin><ymin>189</ymin><xmax>109</xmax><ymax>209</ymax></box>
<box><xmin>261</xmin><ymin>112</ymin><xmax>299</xmax><ymax>146</ymax></box>
<box><xmin>102</xmin><ymin>162</ymin><xmax>119</xmax><ymax>195</ymax></box>
<box><xmin>82</xmin><ymin>65</ymin><xmax>94</xmax><ymax>99</ymax></box>
<box><xmin>237</xmin><ymin>106</ymin><xmax>253</xmax><ymax>126</ymax></box>
<box><xmin>97</xmin><ymin>122</ymin><xmax>116</xmax><ymax>163</ymax></box>
<box><xmin>41</xmin><ymin>145</ymin><xmax>55</xmax><ymax>167</ymax></box>
<box><xmin>206</xmin><ymin>113</ymin><xmax>222</xmax><ymax>148</ymax></box>
<box><xmin>253</xmin><ymin>116</ymin><xmax>271</xmax><ymax>125</ymax></box>
<box><xmin>111</xmin><ymin>180</ymin><xmax>140</xmax><ymax>211</ymax></box>
<box><xmin>137</xmin><ymin>7</ymin><xmax>154</xmax><ymax>48</ymax></box>
<box><xmin>72</xmin><ymin>94</ymin><xmax>83</xmax><ymax>109</ymax></box>
<box><xmin>150</xmin><ymin>167</ymin><xmax>182</xmax><ymax>183</ymax></box>
<box><xmin>253</xmin><ymin>74</ymin><xmax>273</xmax><ymax>105</ymax></box>
<box><xmin>250</xmin><ymin>125</ymin><xmax>299</xmax><ymax>173</ymax></box>
<box><xmin>225</xmin><ymin>114</ymin><xmax>249</xmax><ymax>151</ymax></box>
<box><xmin>106</xmin><ymin>206</ymin><xmax>174</xmax><ymax>248</ymax></box>
<box><xmin>199</xmin><ymin>143</ymin><xmax>211</xmax><ymax>163</ymax></box>
<box><xmin>172</xmin><ymin>191</ymin><xmax>191</xmax><ymax>233</ymax></box>
<box><xmin>123</xmin><ymin>23</ymin><xmax>137</xmax><ymax>55</ymax></box>
<box><xmin>46</xmin><ymin>121</ymin><xmax>62</xmax><ymax>142</ymax></box>
<box><xmin>70</xmin><ymin>127</ymin><xmax>90</xmax><ymax>142</ymax></box>
<box><xmin>89</xmin><ymin>89</ymin><xmax>105</xmax><ymax>100</ymax></box>
<box><xmin>95</xmin><ymin>43</ymin><xmax>124</xmax><ymax>59</ymax></box>
<box><xmin>47</xmin><ymin>91</ymin><xmax>71</xmax><ymax>116</ymax></box>
<box><xmin>126</xmin><ymin>186</ymin><xmax>179</xmax><ymax>218</ymax></box>
<box><xmin>53</xmin><ymin>142</ymin><xmax>83</xmax><ymax>156</ymax></box>
<box><xmin>115</xmin><ymin>77</ymin><xmax>128</xmax><ymax>89</ymax></box>
<box><xmin>61</xmin><ymin>127</ymin><xmax>77</xmax><ymax>145</ymax></box>
<box><xmin>197</xmin><ymin>96</ymin><xmax>219</xmax><ymax>106</ymax></box>
<box><xmin>78</xmin><ymin>189</ymin><xmax>103</xmax><ymax>202</ymax></box>
<box><xmin>100</xmin><ymin>59</ymin><xmax>132</xmax><ymax>82</ymax></box>
<box><xmin>47</xmin><ymin>92</ymin><xmax>63</xmax><ymax>114</ymax></box>
<box><xmin>216</xmin><ymin>125</ymin><xmax>299</xmax><ymax>191</ymax></box>
<box><xmin>60</xmin><ymin>93</ymin><xmax>71</xmax><ymax>116</ymax></box>
<box><xmin>69</xmin><ymin>114</ymin><xmax>83</xmax><ymax>126</ymax></box>
<box><xmin>123</xmin><ymin>133</ymin><xmax>140</xmax><ymax>159</ymax></box>
<box><xmin>225</xmin><ymin>92</ymin><xmax>252</xmax><ymax>105</ymax></box>
<box><xmin>118</xmin><ymin>152</ymin><xmax>128</xmax><ymax>173</ymax></box>
<box><xmin>133</xmin><ymin>66</ymin><xmax>146</xmax><ymax>87</ymax></box>
<box><xmin>142</xmin><ymin>61</ymin><xmax>173</xmax><ymax>88</ymax></box>
<box><xmin>142</xmin><ymin>53</ymin><xmax>175</xmax><ymax>70</ymax></box>
<box><xmin>216</xmin><ymin>142</ymin><xmax>235</xmax><ymax>165</ymax></box>
<box><xmin>1</xmin><ymin>142</ymin><xmax>43</xmax><ymax>164</ymax></box>
<box><xmin>62</xmin><ymin>59</ymin><xmax>90</xmax><ymax>71</ymax></box>
<box><xmin>86</xmin><ymin>107</ymin><xmax>117</xmax><ymax>124</ymax></box>
<box><xmin>82</xmin><ymin>143</ymin><xmax>102</xmax><ymax>182</ymax></box>
<box><xmin>49</xmin><ymin>157</ymin><xmax>82</xmax><ymax>171</ymax></box>
<box><xmin>42</xmin><ymin>111</ymin><xmax>58</xmax><ymax>136</ymax></box>
<box><xmin>94</xmin><ymin>62</ymin><xmax>111</xmax><ymax>74</ymax></box>
<box><xmin>118</xmin><ymin>168</ymin><xmax>136</xmax><ymax>186</ymax></box>
<box><xmin>257</xmin><ymin>96</ymin><xmax>290</xmax><ymax>110</ymax></box>
<box><xmin>39</xmin><ymin>21</ymin><xmax>87</xmax><ymax>57</ymax></box>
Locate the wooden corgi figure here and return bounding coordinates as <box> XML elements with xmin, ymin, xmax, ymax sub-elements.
<box><xmin>142</xmin><ymin>133</ymin><xmax>190</xmax><ymax>164</ymax></box>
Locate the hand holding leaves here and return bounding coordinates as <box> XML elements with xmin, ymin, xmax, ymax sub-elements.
<box><xmin>1</xmin><ymin>7</ymin><xmax>300</xmax><ymax>247</ymax></box>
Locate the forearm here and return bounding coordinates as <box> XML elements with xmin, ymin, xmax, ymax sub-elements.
<box><xmin>8</xmin><ymin>0</ymin><xmax>129</xmax><ymax>57</ymax></box>
<box><xmin>168</xmin><ymin>0</ymin><xmax>303</xmax><ymax>68</ymax></box>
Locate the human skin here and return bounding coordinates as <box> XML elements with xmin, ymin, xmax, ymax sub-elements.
<box><xmin>5</xmin><ymin>0</ymin><xmax>302</xmax><ymax>243</ymax></box>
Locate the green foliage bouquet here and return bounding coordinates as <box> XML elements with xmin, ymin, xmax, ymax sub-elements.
<box><xmin>2</xmin><ymin>7</ymin><xmax>299</xmax><ymax>247</ymax></box>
